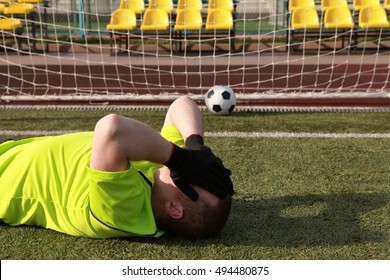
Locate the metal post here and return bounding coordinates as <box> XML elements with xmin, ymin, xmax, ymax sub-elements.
<box><xmin>78</xmin><ymin>0</ymin><xmax>85</xmax><ymax>38</ymax></box>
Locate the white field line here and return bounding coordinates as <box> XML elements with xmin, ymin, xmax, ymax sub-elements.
<box><xmin>205</xmin><ymin>132</ymin><xmax>390</xmax><ymax>139</ymax></box>
<box><xmin>2</xmin><ymin>130</ymin><xmax>390</xmax><ymax>139</ymax></box>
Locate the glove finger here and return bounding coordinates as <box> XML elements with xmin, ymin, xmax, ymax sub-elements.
<box><xmin>213</xmin><ymin>158</ymin><xmax>232</xmax><ymax>176</ymax></box>
<box><xmin>173</xmin><ymin>178</ymin><xmax>199</xmax><ymax>201</ymax></box>
<box><xmin>209</xmin><ymin>173</ymin><xmax>234</xmax><ymax>195</ymax></box>
<box><xmin>196</xmin><ymin>177</ymin><xmax>228</xmax><ymax>199</ymax></box>
<box><xmin>209</xmin><ymin>165</ymin><xmax>234</xmax><ymax>195</ymax></box>
<box><xmin>199</xmin><ymin>168</ymin><xmax>234</xmax><ymax>198</ymax></box>
<box><xmin>200</xmin><ymin>145</ymin><xmax>212</xmax><ymax>154</ymax></box>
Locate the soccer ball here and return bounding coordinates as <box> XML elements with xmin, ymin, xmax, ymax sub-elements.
<box><xmin>205</xmin><ymin>85</ymin><xmax>236</xmax><ymax>115</ymax></box>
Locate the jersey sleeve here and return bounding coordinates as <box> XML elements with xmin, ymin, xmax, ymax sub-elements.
<box><xmin>87</xmin><ymin>165</ymin><xmax>162</xmax><ymax>237</ymax></box>
<box><xmin>160</xmin><ymin>125</ymin><xmax>185</xmax><ymax>148</ymax></box>
<box><xmin>86</xmin><ymin>124</ymin><xmax>184</xmax><ymax>238</ymax></box>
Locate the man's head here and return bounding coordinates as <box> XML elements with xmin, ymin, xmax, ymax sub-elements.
<box><xmin>152</xmin><ymin>167</ymin><xmax>232</xmax><ymax>240</ymax></box>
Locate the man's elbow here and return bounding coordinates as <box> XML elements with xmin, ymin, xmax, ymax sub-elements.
<box><xmin>94</xmin><ymin>114</ymin><xmax>123</xmax><ymax>140</ymax></box>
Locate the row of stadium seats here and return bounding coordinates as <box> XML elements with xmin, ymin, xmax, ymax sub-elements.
<box><xmin>0</xmin><ymin>0</ymin><xmax>38</xmax><ymax>33</ymax></box>
<box><xmin>290</xmin><ymin>0</ymin><xmax>390</xmax><ymax>30</ymax></box>
<box><xmin>288</xmin><ymin>0</ymin><xmax>390</xmax><ymax>52</ymax></box>
<box><xmin>107</xmin><ymin>0</ymin><xmax>235</xmax><ymax>32</ymax></box>
<box><xmin>291</xmin><ymin>5</ymin><xmax>390</xmax><ymax>29</ymax></box>
<box><xmin>107</xmin><ymin>0</ymin><xmax>236</xmax><ymax>54</ymax></box>
<box><xmin>289</xmin><ymin>0</ymin><xmax>390</xmax><ymax>12</ymax></box>
<box><xmin>0</xmin><ymin>0</ymin><xmax>45</xmax><ymax>52</ymax></box>
<box><xmin>121</xmin><ymin>0</ymin><xmax>235</xmax><ymax>14</ymax></box>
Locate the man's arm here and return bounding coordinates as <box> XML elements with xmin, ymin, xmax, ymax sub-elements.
<box><xmin>163</xmin><ymin>96</ymin><xmax>234</xmax><ymax>200</ymax></box>
<box><xmin>88</xmin><ymin>107</ymin><xmax>218</xmax><ymax>171</ymax></box>
<box><xmin>90</xmin><ymin>96</ymin><xmax>204</xmax><ymax>172</ymax></box>
<box><xmin>163</xmin><ymin>96</ymin><xmax>204</xmax><ymax>142</ymax></box>
<box><xmin>90</xmin><ymin>97</ymin><xmax>233</xmax><ymax>201</ymax></box>
<box><xmin>90</xmin><ymin>114</ymin><xmax>172</xmax><ymax>172</ymax></box>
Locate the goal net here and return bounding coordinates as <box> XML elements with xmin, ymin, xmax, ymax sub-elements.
<box><xmin>0</xmin><ymin>0</ymin><xmax>390</xmax><ymax>108</ymax></box>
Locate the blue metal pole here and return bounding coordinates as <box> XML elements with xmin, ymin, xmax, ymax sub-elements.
<box><xmin>78</xmin><ymin>0</ymin><xmax>85</xmax><ymax>38</ymax></box>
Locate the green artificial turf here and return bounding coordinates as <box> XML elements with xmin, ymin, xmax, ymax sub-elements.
<box><xmin>0</xmin><ymin>109</ymin><xmax>389</xmax><ymax>260</ymax></box>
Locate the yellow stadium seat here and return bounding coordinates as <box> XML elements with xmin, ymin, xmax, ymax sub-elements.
<box><xmin>119</xmin><ymin>0</ymin><xmax>145</xmax><ymax>14</ymax></box>
<box><xmin>205</xmin><ymin>8</ymin><xmax>233</xmax><ymax>30</ymax></box>
<box><xmin>289</xmin><ymin>0</ymin><xmax>316</xmax><ymax>12</ymax></box>
<box><xmin>0</xmin><ymin>17</ymin><xmax>23</xmax><ymax>30</ymax></box>
<box><xmin>174</xmin><ymin>8</ymin><xmax>202</xmax><ymax>31</ymax></box>
<box><xmin>17</xmin><ymin>0</ymin><xmax>43</xmax><ymax>3</ymax></box>
<box><xmin>3</xmin><ymin>3</ymin><xmax>35</xmax><ymax>15</ymax></box>
<box><xmin>106</xmin><ymin>8</ymin><xmax>137</xmax><ymax>31</ymax></box>
<box><xmin>385</xmin><ymin>0</ymin><xmax>390</xmax><ymax>10</ymax></box>
<box><xmin>1</xmin><ymin>0</ymin><xmax>40</xmax><ymax>52</ymax></box>
<box><xmin>353</xmin><ymin>0</ymin><xmax>381</xmax><ymax>11</ymax></box>
<box><xmin>177</xmin><ymin>0</ymin><xmax>202</xmax><ymax>11</ymax></box>
<box><xmin>0</xmin><ymin>17</ymin><xmax>23</xmax><ymax>51</ymax></box>
<box><xmin>324</xmin><ymin>5</ymin><xmax>354</xmax><ymax>29</ymax></box>
<box><xmin>107</xmin><ymin>9</ymin><xmax>138</xmax><ymax>56</ymax></box>
<box><xmin>0</xmin><ymin>3</ymin><xmax>5</xmax><ymax>13</ymax></box>
<box><xmin>148</xmin><ymin>0</ymin><xmax>174</xmax><ymax>13</ymax></box>
<box><xmin>208</xmin><ymin>0</ymin><xmax>234</xmax><ymax>13</ymax></box>
<box><xmin>291</xmin><ymin>7</ymin><xmax>320</xmax><ymax>29</ymax></box>
<box><xmin>321</xmin><ymin>0</ymin><xmax>348</xmax><ymax>11</ymax></box>
<box><xmin>141</xmin><ymin>8</ymin><xmax>170</xmax><ymax>31</ymax></box>
<box><xmin>359</xmin><ymin>5</ymin><xmax>390</xmax><ymax>28</ymax></box>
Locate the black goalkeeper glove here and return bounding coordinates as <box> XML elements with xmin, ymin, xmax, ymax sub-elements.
<box><xmin>185</xmin><ymin>134</ymin><xmax>209</xmax><ymax>151</ymax></box>
<box><xmin>185</xmin><ymin>134</ymin><xmax>234</xmax><ymax>195</ymax></box>
<box><xmin>166</xmin><ymin>135</ymin><xmax>234</xmax><ymax>201</ymax></box>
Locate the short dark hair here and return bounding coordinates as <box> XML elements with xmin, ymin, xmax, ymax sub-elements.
<box><xmin>160</xmin><ymin>195</ymin><xmax>232</xmax><ymax>240</ymax></box>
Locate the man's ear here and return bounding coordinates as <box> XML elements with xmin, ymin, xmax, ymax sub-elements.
<box><xmin>164</xmin><ymin>201</ymin><xmax>184</xmax><ymax>219</ymax></box>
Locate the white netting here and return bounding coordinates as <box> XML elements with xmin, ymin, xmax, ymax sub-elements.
<box><xmin>0</xmin><ymin>0</ymin><xmax>390</xmax><ymax>106</ymax></box>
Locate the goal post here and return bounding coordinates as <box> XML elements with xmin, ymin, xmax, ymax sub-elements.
<box><xmin>1</xmin><ymin>0</ymin><xmax>390</xmax><ymax>109</ymax></box>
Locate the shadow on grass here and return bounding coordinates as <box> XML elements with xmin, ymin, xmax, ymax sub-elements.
<box><xmin>1</xmin><ymin>193</ymin><xmax>388</xmax><ymax>259</ymax></box>
<box><xmin>225</xmin><ymin>193</ymin><xmax>389</xmax><ymax>247</ymax></box>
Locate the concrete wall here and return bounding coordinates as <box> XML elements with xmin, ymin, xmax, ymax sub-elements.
<box><xmin>236</xmin><ymin>0</ymin><xmax>272</xmax><ymax>14</ymax></box>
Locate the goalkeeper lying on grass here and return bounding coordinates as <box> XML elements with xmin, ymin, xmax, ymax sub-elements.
<box><xmin>0</xmin><ymin>97</ymin><xmax>233</xmax><ymax>240</ymax></box>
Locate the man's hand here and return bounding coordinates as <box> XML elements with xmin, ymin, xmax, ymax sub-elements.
<box><xmin>165</xmin><ymin>140</ymin><xmax>234</xmax><ymax>201</ymax></box>
<box><xmin>186</xmin><ymin>134</ymin><xmax>234</xmax><ymax>195</ymax></box>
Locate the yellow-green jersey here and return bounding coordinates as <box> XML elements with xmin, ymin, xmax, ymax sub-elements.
<box><xmin>0</xmin><ymin>125</ymin><xmax>184</xmax><ymax>238</ymax></box>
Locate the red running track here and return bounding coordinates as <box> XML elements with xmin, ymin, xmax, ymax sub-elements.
<box><xmin>1</xmin><ymin>63</ymin><xmax>390</xmax><ymax>107</ymax></box>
